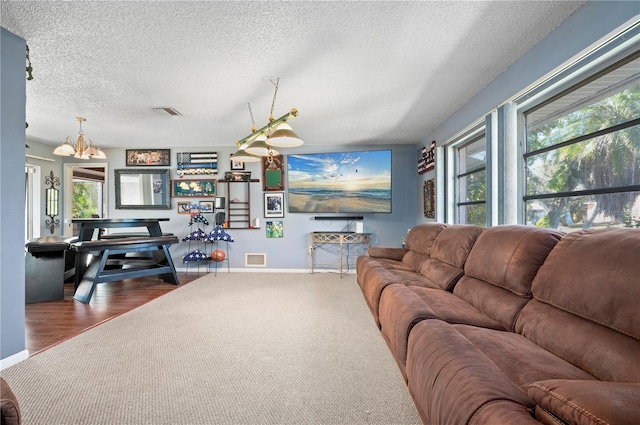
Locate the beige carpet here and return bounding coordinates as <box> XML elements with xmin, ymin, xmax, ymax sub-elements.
<box><xmin>2</xmin><ymin>272</ymin><xmax>420</xmax><ymax>425</ymax></box>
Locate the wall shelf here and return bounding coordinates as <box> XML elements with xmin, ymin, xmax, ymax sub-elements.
<box><xmin>218</xmin><ymin>179</ymin><xmax>260</xmax><ymax>229</ymax></box>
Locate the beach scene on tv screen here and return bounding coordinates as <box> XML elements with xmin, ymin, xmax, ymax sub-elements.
<box><xmin>287</xmin><ymin>150</ymin><xmax>391</xmax><ymax>213</ymax></box>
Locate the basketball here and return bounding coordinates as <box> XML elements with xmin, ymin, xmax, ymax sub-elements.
<box><xmin>212</xmin><ymin>249</ymin><xmax>226</xmax><ymax>262</ymax></box>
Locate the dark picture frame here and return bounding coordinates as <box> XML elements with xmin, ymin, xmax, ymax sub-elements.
<box><xmin>230</xmin><ymin>159</ymin><xmax>245</xmax><ymax>170</ymax></box>
<box><xmin>424</xmin><ymin>179</ymin><xmax>435</xmax><ymax>218</ymax></box>
<box><xmin>126</xmin><ymin>149</ymin><xmax>171</xmax><ymax>166</ymax></box>
<box><xmin>177</xmin><ymin>202</ymin><xmax>191</xmax><ymax>214</ymax></box>
<box><xmin>262</xmin><ymin>154</ymin><xmax>284</xmax><ymax>191</ymax></box>
<box><xmin>199</xmin><ymin>200</ymin><xmax>214</xmax><ymax>213</ymax></box>
<box><xmin>264</xmin><ymin>192</ymin><xmax>285</xmax><ymax>218</ymax></box>
<box><xmin>171</xmin><ymin>179</ymin><xmax>216</xmax><ymax>197</ymax></box>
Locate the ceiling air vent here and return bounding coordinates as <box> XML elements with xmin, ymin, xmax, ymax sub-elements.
<box><xmin>153</xmin><ymin>107</ymin><xmax>182</xmax><ymax>116</ymax></box>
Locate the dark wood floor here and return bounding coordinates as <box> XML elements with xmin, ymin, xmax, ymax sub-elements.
<box><xmin>25</xmin><ymin>272</ymin><xmax>202</xmax><ymax>355</ymax></box>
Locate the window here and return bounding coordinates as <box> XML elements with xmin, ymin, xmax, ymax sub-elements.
<box><xmin>456</xmin><ymin>135</ymin><xmax>487</xmax><ymax>225</ymax></box>
<box><xmin>523</xmin><ymin>52</ymin><xmax>640</xmax><ymax>230</ymax></box>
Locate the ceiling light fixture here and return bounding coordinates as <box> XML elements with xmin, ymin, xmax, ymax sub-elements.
<box><xmin>53</xmin><ymin>117</ymin><xmax>107</xmax><ymax>160</ymax></box>
<box><xmin>230</xmin><ymin>78</ymin><xmax>303</xmax><ymax>163</ymax></box>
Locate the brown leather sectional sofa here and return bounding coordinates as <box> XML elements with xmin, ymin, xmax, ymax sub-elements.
<box><xmin>356</xmin><ymin>223</ymin><xmax>640</xmax><ymax>425</ymax></box>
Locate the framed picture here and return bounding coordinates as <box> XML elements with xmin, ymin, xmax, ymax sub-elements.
<box><xmin>264</xmin><ymin>192</ymin><xmax>285</xmax><ymax>218</ymax></box>
<box><xmin>262</xmin><ymin>154</ymin><xmax>284</xmax><ymax>191</ymax></box>
<box><xmin>230</xmin><ymin>159</ymin><xmax>245</xmax><ymax>171</ymax></box>
<box><xmin>177</xmin><ymin>152</ymin><xmax>218</xmax><ymax>176</ymax></box>
<box><xmin>171</xmin><ymin>179</ymin><xmax>216</xmax><ymax>197</ymax></box>
<box><xmin>177</xmin><ymin>202</ymin><xmax>191</xmax><ymax>214</ymax></box>
<box><xmin>199</xmin><ymin>200</ymin><xmax>214</xmax><ymax>213</ymax></box>
<box><xmin>418</xmin><ymin>141</ymin><xmax>436</xmax><ymax>174</ymax></box>
<box><xmin>424</xmin><ymin>179</ymin><xmax>435</xmax><ymax>218</ymax></box>
<box><xmin>126</xmin><ymin>149</ymin><xmax>171</xmax><ymax>166</ymax></box>
<box><xmin>266</xmin><ymin>221</ymin><xmax>284</xmax><ymax>238</ymax></box>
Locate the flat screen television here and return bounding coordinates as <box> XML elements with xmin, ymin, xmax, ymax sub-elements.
<box><xmin>287</xmin><ymin>150</ymin><xmax>391</xmax><ymax>213</ymax></box>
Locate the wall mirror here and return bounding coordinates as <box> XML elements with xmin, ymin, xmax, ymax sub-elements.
<box><xmin>115</xmin><ymin>168</ymin><xmax>171</xmax><ymax>210</ymax></box>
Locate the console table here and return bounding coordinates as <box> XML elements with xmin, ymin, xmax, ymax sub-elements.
<box><xmin>311</xmin><ymin>232</ymin><xmax>370</xmax><ymax>276</ymax></box>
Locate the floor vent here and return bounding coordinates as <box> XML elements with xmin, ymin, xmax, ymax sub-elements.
<box><xmin>245</xmin><ymin>253</ymin><xmax>266</xmax><ymax>267</ymax></box>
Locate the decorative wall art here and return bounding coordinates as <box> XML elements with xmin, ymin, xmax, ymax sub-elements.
<box><xmin>262</xmin><ymin>154</ymin><xmax>284</xmax><ymax>191</ymax></box>
<box><xmin>199</xmin><ymin>200</ymin><xmax>214</xmax><ymax>213</ymax></box>
<box><xmin>230</xmin><ymin>159</ymin><xmax>245</xmax><ymax>171</ymax></box>
<box><xmin>264</xmin><ymin>192</ymin><xmax>285</xmax><ymax>218</ymax></box>
<box><xmin>224</xmin><ymin>171</ymin><xmax>252</xmax><ymax>182</ymax></box>
<box><xmin>171</xmin><ymin>179</ymin><xmax>216</xmax><ymax>197</ymax></box>
<box><xmin>266</xmin><ymin>221</ymin><xmax>284</xmax><ymax>238</ymax></box>
<box><xmin>418</xmin><ymin>141</ymin><xmax>436</xmax><ymax>174</ymax></box>
<box><xmin>177</xmin><ymin>202</ymin><xmax>192</xmax><ymax>214</ymax></box>
<box><xmin>423</xmin><ymin>179</ymin><xmax>435</xmax><ymax>218</ymax></box>
<box><xmin>176</xmin><ymin>152</ymin><xmax>218</xmax><ymax>176</ymax></box>
<box><xmin>126</xmin><ymin>149</ymin><xmax>171</xmax><ymax>166</ymax></box>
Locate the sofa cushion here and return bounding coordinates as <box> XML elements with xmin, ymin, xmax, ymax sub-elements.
<box><xmin>358</xmin><ymin>264</ymin><xmax>400</xmax><ymax>327</ymax></box>
<box><xmin>453</xmin><ymin>225</ymin><xmax>564</xmax><ymax>330</ymax></box>
<box><xmin>454</xmin><ymin>324</ymin><xmax>595</xmax><ymax>392</ymax></box>
<box><xmin>463</xmin><ymin>225</ymin><xmax>565</xmax><ymax>297</ymax></box>
<box><xmin>404</xmin><ymin>223</ymin><xmax>446</xmax><ymax>257</ymax></box>
<box><xmin>528</xmin><ymin>380</ymin><xmax>640</xmax><ymax>425</ymax></box>
<box><xmin>406</xmin><ymin>320</ymin><xmax>537</xmax><ymax>425</ymax></box>
<box><xmin>517</xmin><ymin>228</ymin><xmax>640</xmax><ymax>382</ymax></box>
<box><xmin>530</xmin><ymin>228</ymin><xmax>640</xmax><ymax>341</ymax></box>
<box><xmin>378</xmin><ymin>284</ymin><xmax>505</xmax><ymax>378</ymax></box>
<box><xmin>415</xmin><ymin>224</ymin><xmax>484</xmax><ymax>291</ymax></box>
<box><xmin>429</xmin><ymin>224</ymin><xmax>484</xmax><ymax>269</ymax></box>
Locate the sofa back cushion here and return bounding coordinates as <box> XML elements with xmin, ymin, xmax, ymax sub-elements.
<box><xmin>416</xmin><ymin>225</ymin><xmax>485</xmax><ymax>291</ymax></box>
<box><xmin>517</xmin><ymin>228</ymin><xmax>640</xmax><ymax>382</ymax></box>
<box><xmin>453</xmin><ymin>225</ymin><xmax>564</xmax><ymax>330</ymax></box>
<box><xmin>404</xmin><ymin>223</ymin><xmax>446</xmax><ymax>257</ymax></box>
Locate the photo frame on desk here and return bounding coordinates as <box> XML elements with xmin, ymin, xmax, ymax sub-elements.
<box><xmin>264</xmin><ymin>192</ymin><xmax>285</xmax><ymax>218</ymax></box>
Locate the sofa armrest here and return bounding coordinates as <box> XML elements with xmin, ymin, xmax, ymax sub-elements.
<box><xmin>528</xmin><ymin>379</ymin><xmax>640</xmax><ymax>425</ymax></box>
<box><xmin>368</xmin><ymin>247</ymin><xmax>407</xmax><ymax>261</ymax></box>
<box><xmin>1</xmin><ymin>377</ymin><xmax>21</xmax><ymax>425</ymax></box>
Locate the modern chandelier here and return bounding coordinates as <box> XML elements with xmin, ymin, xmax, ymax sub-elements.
<box><xmin>230</xmin><ymin>79</ymin><xmax>303</xmax><ymax>163</ymax></box>
<box><xmin>53</xmin><ymin>117</ymin><xmax>107</xmax><ymax>160</ymax></box>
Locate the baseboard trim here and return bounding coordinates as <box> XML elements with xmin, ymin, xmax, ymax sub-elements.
<box><xmin>0</xmin><ymin>349</ymin><xmax>29</xmax><ymax>370</ymax></box>
<box><xmin>175</xmin><ymin>267</ymin><xmax>356</xmax><ymax>274</ymax></box>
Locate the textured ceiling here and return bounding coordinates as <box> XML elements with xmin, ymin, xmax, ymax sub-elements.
<box><xmin>1</xmin><ymin>1</ymin><xmax>586</xmax><ymax>150</ymax></box>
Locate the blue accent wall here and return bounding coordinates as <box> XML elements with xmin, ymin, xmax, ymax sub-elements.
<box><xmin>1</xmin><ymin>27</ymin><xmax>27</xmax><ymax>361</ymax></box>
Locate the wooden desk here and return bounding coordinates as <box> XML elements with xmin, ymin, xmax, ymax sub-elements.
<box><xmin>311</xmin><ymin>232</ymin><xmax>370</xmax><ymax>276</ymax></box>
<box><xmin>67</xmin><ymin>218</ymin><xmax>178</xmax><ymax>303</ymax></box>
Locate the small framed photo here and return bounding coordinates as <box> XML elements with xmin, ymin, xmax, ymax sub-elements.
<box><xmin>126</xmin><ymin>149</ymin><xmax>171</xmax><ymax>166</ymax></box>
<box><xmin>199</xmin><ymin>200</ymin><xmax>214</xmax><ymax>213</ymax></box>
<box><xmin>266</xmin><ymin>221</ymin><xmax>283</xmax><ymax>238</ymax></box>
<box><xmin>264</xmin><ymin>192</ymin><xmax>284</xmax><ymax>218</ymax></box>
<box><xmin>177</xmin><ymin>202</ymin><xmax>191</xmax><ymax>214</ymax></box>
<box><xmin>230</xmin><ymin>159</ymin><xmax>245</xmax><ymax>170</ymax></box>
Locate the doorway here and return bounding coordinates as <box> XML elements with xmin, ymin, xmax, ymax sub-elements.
<box><xmin>63</xmin><ymin>163</ymin><xmax>108</xmax><ymax>237</ymax></box>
